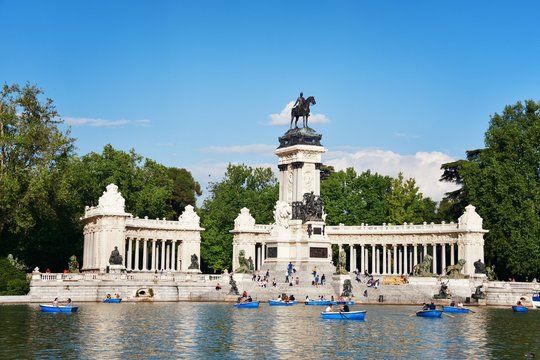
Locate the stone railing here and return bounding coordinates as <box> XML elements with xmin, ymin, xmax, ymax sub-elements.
<box><xmin>326</xmin><ymin>222</ymin><xmax>459</xmax><ymax>234</ymax></box>
<box><xmin>125</xmin><ymin>217</ymin><xmax>197</xmax><ymax>230</ymax></box>
<box><xmin>32</xmin><ymin>272</ymin><xmax>222</xmax><ymax>283</ymax></box>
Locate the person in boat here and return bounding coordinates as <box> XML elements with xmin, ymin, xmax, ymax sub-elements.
<box><xmin>247</xmin><ymin>295</ymin><xmax>253</xmax><ymax>302</ymax></box>
<box><xmin>53</xmin><ymin>297</ymin><xmax>59</xmax><ymax>307</ymax></box>
<box><xmin>290</xmin><ymin>294</ymin><xmax>295</xmax><ymax>301</ymax></box>
<box><xmin>450</xmin><ymin>300</ymin><xmax>456</xmax><ymax>307</ymax></box>
<box><xmin>331</xmin><ymin>296</ymin><xmax>335</xmax><ymax>302</ymax></box>
<box><xmin>325</xmin><ymin>304</ymin><xmax>334</xmax><ymax>312</ymax></box>
<box><xmin>66</xmin><ymin>298</ymin><xmax>73</xmax><ymax>307</ymax></box>
<box><xmin>422</xmin><ymin>303</ymin><xmax>429</xmax><ymax>310</ymax></box>
<box><xmin>115</xmin><ymin>293</ymin><xmax>120</xmax><ymax>299</ymax></box>
<box><xmin>517</xmin><ymin>300</ymin><xmax>523</xmax><ymax>306</ymax></box>
<box><xmin>106</xmin><ymin>294</ymin><xmax>112</xmax><ymax>300</ymax></box>
<box><xmin>457</xmin><ymin>302</ymin><xmax>464</xmax><ymax>308</ymax></box>
<box><xmin>429</xmin><ymin>302</ymin><xmax>436</xmax><ymax>310</ymax></box>
<box><xmin>277</xmin><ymin>294</ymin><xmax>282</xmax><ymax>301</ymax></box>
<box><xmin>340</xmin><ymin>304</ymin><xmax>350</xmax><ymax>312</ymax></box>
<box><xmin>242</xmin><ymin>290</ymin><xmax>248</xmax><ymax>298</ymax></box>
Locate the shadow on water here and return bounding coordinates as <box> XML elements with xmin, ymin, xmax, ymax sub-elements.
<box><xmin>0</xmin><ymin>303</ymin><xmax>538</xmax><ymax>359</ymax></box>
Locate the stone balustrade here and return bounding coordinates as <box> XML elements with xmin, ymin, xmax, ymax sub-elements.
<box><xmin>33</xmin><ymin>272</ymin><xmax>222</xmax><ymax>283</ymax></box>
<box><xmin>326</xmin><ymin>222</ymin><xmax>458</xmax><ymax>234</ymax></box>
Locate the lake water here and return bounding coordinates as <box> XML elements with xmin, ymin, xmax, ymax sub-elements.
<box><xmin>1</xmin><ymin>303</ymin><xmax>538</xmax><ymax>359</ymax></box>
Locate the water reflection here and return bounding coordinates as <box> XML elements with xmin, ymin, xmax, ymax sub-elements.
<box><xmin>0</xmin><ymin>303</ymin><xmax>538</xmax><ymax>359</ymax></box>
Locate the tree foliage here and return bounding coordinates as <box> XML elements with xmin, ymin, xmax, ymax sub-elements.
<box><xmin>440</xmin><ymin>100</ymin><xmax>540</xmax><ymax>279</ymax></box>
<box><xmin>0</xmin><ymin>83</ymin><xmax>202</xmax><ymax>272</ymax></box>
<box><xmin>200</xmin><ymin>164</ymin><xmax>278</xmax><ymax>272</ymax></box>
<box><xmin>321</xmin><ymin>168</ymin><xmax>436</xmax><ymax>226</ymax></box>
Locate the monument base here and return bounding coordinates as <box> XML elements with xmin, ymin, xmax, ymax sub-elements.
<box><xmin>108</xmin><ymin>265</ymin><xmax>125</xmax><ymax>274</ymax></box>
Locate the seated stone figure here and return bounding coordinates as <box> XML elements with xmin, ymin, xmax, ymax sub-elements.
<box><xmin>68</xmin><ymin>255</ymin><xmax>80</xmax><ymax>273</ymax></box>
<box><xmin>235</xmin><ymin>250</ymin><xmax>251</xmax><ymax>274</ymax></box>
<box><xmin>474</xmin><ymin>259</ymin><xmax>486</xmax><ymax>274</ymax></box>
<box><xmin>109</xmin><ymin>246</ymin><xmax>123</xmax><ymax>265</ymax></box>
<box><xmin>433</xmin><ymin>281</ymin><xmax>451</xmax><ymax>299</ymax></box>
<box><xmin>188</xmin><ymin>254</ymin><xmax>199</xmax><ymax>270</ymax></box>
<box><xmin>471</xmin><ymin>284</ymin><xmax>485</xmax><ymax>300</ymax></box>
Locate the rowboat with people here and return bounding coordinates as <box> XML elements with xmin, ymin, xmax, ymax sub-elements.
<box><xmin>39</xmin><ymin>304</ymin><xmax>78</xmax><ymax>313</ymax></box>
<box><xmin>305</xmin><ymin>300</ymin><xmax>334</xmax><ymax>306</ymax></box>
<box><xmin>234</xmin><ymin>301</ymin><xmax>260</xmax><ymax>308</ymax></box>
<box><xmin>512</xmin><ymin>305</ymin><xmax>528</xmax><ymax>313</ymax></box>
<box><xmin>336</xmin><ymin>300</ymin><xmax>355</xmax><ymax>305</ymax></box>
<box><xmin>442</xmin><ymin>306</ymin><xmax>470</xmax><ymax>313</ymax></box>
<box><xmin>103</xmin><ymin>298</ymin><xmax>122</xmax><ymax>303</ymax></box>
<box><xmin>268</xmin><ymin>300</ymin><xmax>297</xmax><ymax>306</ymax></box>
<box><xmin>321</xmin><ymin>310</ymin><xmax>366</xmax><ymax>320</ymax></box>
<box><xmin>416</xmin><ymin>309</ymin><xmax>443</xmax><ymax>318</ymax></box>
<box><xmin>532</xmin><ymin>293</ymin><xmax>540</xmax><ymax>309</ymax></box>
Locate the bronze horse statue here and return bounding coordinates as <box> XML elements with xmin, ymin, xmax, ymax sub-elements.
<box><xmin>290</xmin><ymin>96</ymin><xmax>316</xmax><ymax>129</ymax></box>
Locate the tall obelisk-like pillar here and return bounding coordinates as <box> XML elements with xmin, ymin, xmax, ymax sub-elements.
<box><xmin>264</xmin><ymin>128</ymin><xmax>333</xmax><ymax>268</ymax></box>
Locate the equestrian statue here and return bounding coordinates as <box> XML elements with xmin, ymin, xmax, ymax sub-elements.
<box><xmin>290</xmin><ymin>92</ymin><xmax>316</xmax><ymax>129</ymax></box>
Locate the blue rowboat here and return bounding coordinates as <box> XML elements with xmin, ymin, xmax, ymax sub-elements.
<box><xmin>336</xmin><ymin>301</ymin><xmax>355</xmax><ymax>305</ymax></box>
<box><xmin>512</xmin><ymin>305</ymin><xmax>528</xmax><ymax>313</ymax></box>
<box><xmin>321</xmin><ymin>310</ymin><xmax>366</xmax><ymax>320</ymax></box>
<box><xmin>103</xmin><ymin>298</ymin><xmax>122</xmax><ymax>303</ymax></box>
<box><xmin>39</xmin><ymin>304</ymin><xmax>78</xmax><ymax>313</ymax></box>
<box><xmin>416</xmin><ymin>309</ymin><xmax>443</xmax><ymax>318</ymax></box>
<box><xmin>305</xmin><ymin>300</ymin><xmax>334</xmax><ymax>306</ymax></box>
<box><xmin>532</xmin><ymin>294</ymin><xmax>540</xmax><ymax>309</ymax></box>
<box><xmin>234</xmin><ymin>301</ymin><xmax>260</xmax><ymax>308</ymax></box>
<box><xmin>442</xmin><ymin>306</ymin><xmax>470</xmax><ymax>313</ymax></box>
<box><xmin>268</xmin><ymin>300</ymin><xmax>297</xmax><ymax>306</ymax></box>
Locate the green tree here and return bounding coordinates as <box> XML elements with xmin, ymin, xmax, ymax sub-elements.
<box><xmin>440</xmin><ymin>100</ymin><xmax>540</xmax><ymax>279</ymax></box>
<box><xmin>200</xmin><ymin>164</ymin><xmax>278</xmax><ymax>272</ymax></box>
<box><xmin>388</xmin><ymin>173</ymin><xmax>436</xmax><ymax>224</ymax></box>
<box><xmin>321</xmin><ymin>168</ymin><xmax>392</xmax><ymax>225</ymax></box>
<box><xmin>0</xmin><ymin>83</ymin><xmax>76</xmax><ymax>270</ymax></box>
<box><xmin>168</xmin><ymin>167</ymin><xmax>202</xmax><ymax>217</ymax></box>
<box><xmin>67</xmin><ymin>145</ymin><xmax>181</xmax><ymax>219</ymax></box>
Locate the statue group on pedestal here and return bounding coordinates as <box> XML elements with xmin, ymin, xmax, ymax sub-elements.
<box><xmin>292</xmin><ymin>192</ymin><xmax>324</xmax><ymax>222</ymax></box>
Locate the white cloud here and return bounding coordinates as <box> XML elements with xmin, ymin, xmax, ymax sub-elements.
<box><xmin>324</xmin><ymin>149</ymin><xmax>459</xmax><ymax>201</ymax></box>
<box><xmin>64</xmin><ymin>117</ymin><xmax>150</xmax><ymax>127</ymax></box>
<box><xmin>268</xmin><ymin>102</ymin><xmax>330</xmax><ymax>126</ymax></box>
<box><xmin>203</xmin><ymin>144</ymin><xmax>276</xmax><ymax>154</ymax></box>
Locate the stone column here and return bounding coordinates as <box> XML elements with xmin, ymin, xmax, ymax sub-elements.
<box><xmin>413</xmin><ymin>244</ymin><xmax>418</xmax><ymax>267</ymax></box>
<box><xmin>432</xmin><ymin>244</ymin><xmax>437</xmax><ymax>275</ymax></box>
<box><xmin>135</xmin><ymin>238</ymin><xmax>140</xmax><ymax>271</ymax></box>
<box><xmin>403</xmin><ymin>244</ymin><xmax>408</xmax><ymax>275</ymax></box>
<box><xmin>360</xmin><ymin>245</ymin><xmax>365</xmax><ymax>272</ymax></box>
<box><xmin>160</xmin><ymin>240</ymin><xmax>166</xmax><ymax>271</ymax></box>
<box><xmin>376</xmin><ymin>247</ymin><xmax>380</xmax><ymax>274</ymax></box>
<box><xmin>165</xmin><ymin>241</ymin><xmax>170</xmax><ymax>270</ymax></box>
<box><xmin>450</xmin><ymin>243</ymin><xmax>455</xmax><ymax>265</ymax></box>
<box><xmin>441</xmin><ymin>243</ymin><xmax>446</xmax><ymax>275</ymax></box>
<box><xmin>142</xmin><ymin>239</ymin><xmax>148</xmax><ymax>271</ymax></box>
<box><xmin>151</xmin><ymin>239</ymin><xmax>156</xmax><ymax>271</ymax></box>
<box><xmin>398</xmin><ymin>248</ymin><xmax>403</xmax><ymax>274</ymax></box>
<box><xmin>382</xmin><ymin>245</ymin><xmax>387</xmax><ymax>275</ymax></box>
<box><xmin>371</xmin><ymin>244</ymin><xmax>376</xmax><ymax>274</ymax></box>
<box><xmin>393</xmin><ymin>244</ymin><xmax>397</xmax><ymax>275</ymax></box>
<box><xmin>127</xmin><ymin>238</ymin><xmax>133</xmax><ymax>271</ymax></box>
<box><xmin>348</xmin><ymin>244</ymin><xmax>354</xmax><ymax>272</ymax></box>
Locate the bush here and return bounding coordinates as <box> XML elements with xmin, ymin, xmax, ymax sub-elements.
<box><xmin>0</xmin><ymin>257</ymin><xmax>29</xmax><ymax>295</ymax></box>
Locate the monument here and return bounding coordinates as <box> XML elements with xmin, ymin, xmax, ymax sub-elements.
<box><xmin>232</xmin><ymin>93</ymin><xmax>335</xmax><ymax>274</ymax></box>
<box><xmin>231</xmin><ymin>94</ymin><xmax>487</xmax><ymax>281</ymax></box>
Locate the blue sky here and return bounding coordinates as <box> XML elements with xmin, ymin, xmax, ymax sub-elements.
<box><xmin>2</xmin><ymin>1</ymin><xmax>540</xmax><ymax>202</ymax></box>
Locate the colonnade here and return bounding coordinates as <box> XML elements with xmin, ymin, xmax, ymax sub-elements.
<box><xmin>339</xmin><ymin>242</ymin><xmax>459</xmax><ymax>276</ymax></box>
<box><xmin>124</xmin><ymin>238</ymin><xmax>183</xmax><ymax>272</ymax></box>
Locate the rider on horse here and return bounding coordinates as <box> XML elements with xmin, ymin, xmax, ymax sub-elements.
<box><xmin>293</xmin><ymin>92</ymin><xmax>305</xmax><ymax>112</ymax></box>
